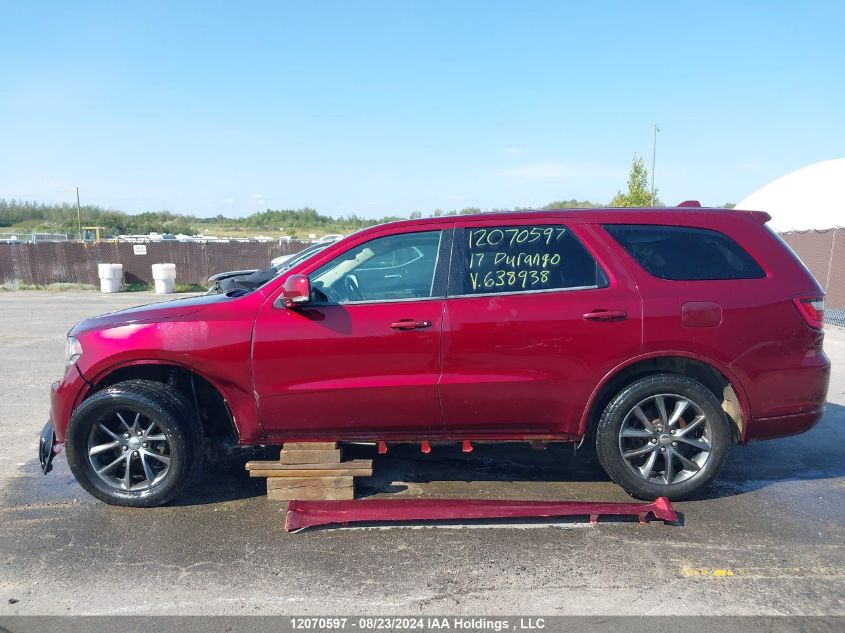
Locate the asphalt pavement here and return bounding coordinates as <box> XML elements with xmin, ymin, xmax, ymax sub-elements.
<box><xmin>0</xmin><ymin>290</ymin><xmax>843</xmax><ymax>615</ymax></box>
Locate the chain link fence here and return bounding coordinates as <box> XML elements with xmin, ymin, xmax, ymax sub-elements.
<box><xmin>0</xmin><ymin>240</ymin><xmax>310</xmax><ymax>287</ymax></box>
<box><xmin>780</xmin><ymin>228</ymin><xmax>844</xmax><ymax>328</ymax></box>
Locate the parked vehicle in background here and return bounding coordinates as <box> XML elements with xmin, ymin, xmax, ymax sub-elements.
<box><xmin>81</xmin><ymin>226</ymin><xmax>107</xmax><ymax>242</ymax></box>
<box><xmin>270</xmin><ymin>254</ymin><xmax>296</xmax><ymax>268</ymax></box>
<box><xmin>41</xmin><ymin>206</ymin><xmax>830</xmax><ymax>506</ymax></box>
<box><xmin>206</xmin><ymin>240</ymin><xmax>339</xmax><ymax>295</ymax></box>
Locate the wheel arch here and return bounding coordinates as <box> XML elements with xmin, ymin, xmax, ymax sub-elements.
<box><xmin>83</xmin><ymin>360</ymin><xmax>240</xmax><ymax>443</ymax></box>
<box><xmin>579</xmin><ymin>353</ymin><xmax>750</xmax><ymax>443</ymax></box>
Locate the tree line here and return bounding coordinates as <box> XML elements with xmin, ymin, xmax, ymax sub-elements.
<box><xmin>0</xmin><ymin>199</ymin><xmax>395</xmax><ymax>236</ymax></box>
<box><xmin>0</xmin><ymin>198</ymin><xmax>608</xmax><ymax>237</ymax></box>
<box><xmin>1</xmin><ymin>156</ymin><xmax>733</xmax><ymax>237</ymax></box>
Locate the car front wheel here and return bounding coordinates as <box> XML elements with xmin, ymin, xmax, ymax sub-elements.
<box><xmin>65</xmin><ymin>379</ymin><xmax>204</xmax><ymax>507</ymax></box>
<box><xmin>595</xmin><ymin>373</ymin><xmax>730</xmax><ymax>500</ymax></box>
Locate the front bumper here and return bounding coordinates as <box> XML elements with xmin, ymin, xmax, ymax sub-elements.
<box><xmin>50</xmin><ymin>367</ymin><xmax>88</xmax><ymax>443</ymax></box>
<box><xmin>39</xmin><ymin>420</ymin><xmax>61</xmax><ymax>474</ymax></box>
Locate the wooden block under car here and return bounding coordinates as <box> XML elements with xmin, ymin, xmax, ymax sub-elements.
<box><xmin>266</xmin><ymin>476</ymin><xmax>354</xmax><ymax>501</ymax></box>
<box><xmin>281</xmin><ymin>442</ymin><xmax>338</xmax><ymax>450</ymax></box>
<box><xmin>249</xmin><ymin>467</ymin><xmax>371</xmax><ymax>478</ymax></box>
<box><xmin>280</xmin><ymin>448</ymin><xmax>342</xmax><ymax>464</ymax></box>
<box><xmin>245</xmin><ymin>459</ymin><xmax>373</xmax><ymax>478</ymax></box>
<box><xmin>246</xmin><ymin>452</ymin><xmax>370</xmax><ymax>501</ymax></box>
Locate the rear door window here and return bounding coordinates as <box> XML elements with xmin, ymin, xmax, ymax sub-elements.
<box><xmin>604</xmin><ymin>224</ymin><xmax>765</xmax><ymax>281</ymax></box>
<box><xmin>450</xmin><ymin>224</ymin><xmax>609</xmax><ymax>296</ymax></box>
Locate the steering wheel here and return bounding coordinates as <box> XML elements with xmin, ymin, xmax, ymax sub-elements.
<box><xmin>344</xmin><ymin>274</ymin><xmax>363</xmax><ymax>302</ymax></box>
<box><xmin>311</xmin><ymin>280</ymin><xmax>340</xmax><ymax>304</ymax></box>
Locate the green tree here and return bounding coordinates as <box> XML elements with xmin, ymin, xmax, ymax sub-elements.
<box><xmin>610</xmin><ymin>155</ymin><xmax>658</xmax><ymax>207</ymax></box>
<box><xmin>409</xmin><ymin>211</ymin><xmax>422</xmax><ymax>219</ymax></box>
<box><xmin>542</xmin><ymin>199</ymin><xmax>601</xmax><ymax>209</ymax></box>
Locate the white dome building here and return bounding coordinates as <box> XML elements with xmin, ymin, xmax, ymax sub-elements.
<box><xmin>735</xmin><ymin>158</ymin><xmax>845</xmax><ymax>232</ymax></box>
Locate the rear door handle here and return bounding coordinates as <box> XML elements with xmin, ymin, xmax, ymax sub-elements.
<box><xmin>583</xmin><ymin>309</ymin><xmax>628</xmax><ymax>322</ymax></box>
<box><xmin>390</xmin><ymin>319</ymin><xmax>432</xmax><ymax>330</ymax></box>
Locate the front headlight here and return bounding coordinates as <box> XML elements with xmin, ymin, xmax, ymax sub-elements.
<box><xmin>65</xmin><ymin>336</ymin><xmax>83</xmax><ymax>366</ymax></box>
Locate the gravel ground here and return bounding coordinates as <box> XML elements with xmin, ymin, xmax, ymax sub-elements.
<box><xmin>0</xmin><ymin>290</ymin><xmax>843</xmax><ymax>616</ymax></box>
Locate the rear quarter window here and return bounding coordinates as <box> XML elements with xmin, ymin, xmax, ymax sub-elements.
<box><xmin>604</xmin><ymin>224</ymin><xmax>765</xmax><ymax>281</ymax></box>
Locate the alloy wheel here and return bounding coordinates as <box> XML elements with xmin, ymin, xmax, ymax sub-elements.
<box><xmin>87</xmin><ymin>410</ymin><xmax>172</xmax><ymax>491</ymax></box>
<box><xmin>617</xmin><ymin>393</ymin><xmax>712</xmax><ymax>486</ymax></box>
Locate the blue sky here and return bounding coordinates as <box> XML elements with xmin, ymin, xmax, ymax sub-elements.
<box><xmin>1</xmin><ymin>1</ymin><xmax>843</xmax><ymax>219</ymax></box>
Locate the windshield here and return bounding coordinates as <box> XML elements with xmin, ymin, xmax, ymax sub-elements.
<box><xmin>274</xmin><ymin>241</ymin><xmax>334</xmax><ymax>273</ymax></box>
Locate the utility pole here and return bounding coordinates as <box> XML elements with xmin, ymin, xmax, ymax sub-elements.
<box><xmin>45</xmin><ymin>181</ymin><xmax>83</xmax><ymax>236</ymax></box>
<box><xmin>75</xmin><ymin>187</ymin><xmax>82</xmax><ymax>235</ymax></box>
<box><xmin>651</xmin><ymin>123</ymin><xmax>659</xmax><ymax>206</ymax></box>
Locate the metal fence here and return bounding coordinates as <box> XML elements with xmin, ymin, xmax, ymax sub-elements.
<box><xmin>0</xmin><ymin>232</ymin><xmax>72</xmax><ymax>242</ymax></box>
<box><xmin>0</xmin><ymin>240</ymin><xmax>310</xmax><ymax>287</ymax></box>
<box><xmin>780</xmin><ymin>228</ymin><xmax>844</xmax><ymax>327</ymax></box>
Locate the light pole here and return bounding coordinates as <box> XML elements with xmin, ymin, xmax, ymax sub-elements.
<box><xmin>651</xmin><ymin>123</ymin><xmax>659</xmax><ymax>206</ymax></box>
<box><xmin>45</xmin><ymin>181</ymin><xmax>83</xmax><ymax>236</ymax></box>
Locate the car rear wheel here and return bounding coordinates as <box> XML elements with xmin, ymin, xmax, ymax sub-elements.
<box><xmin>595</xmin><ymin>374</ymin><xmax>730</xmax><ymax>500</ymax></box>
<box><xmin>65</xmin><ymin>379</ymin><xmax>204</xmax><ymax>507</ymax></box>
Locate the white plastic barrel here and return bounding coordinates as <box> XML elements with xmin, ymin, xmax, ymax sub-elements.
<box><xmin>97</xmin><ymin>263</ymin><xmax>123</xmax><ymax>293</ymax></box>
<box><xmin>152</xmin><ymin>263</ymin><xmax>177</xmax><ymax>294</ymax></box>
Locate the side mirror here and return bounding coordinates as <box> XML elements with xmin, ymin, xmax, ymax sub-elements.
<box><xmin>279</xmin><ymin>274</ymin><xmax>311</xmax><ymax>308</ymax></box>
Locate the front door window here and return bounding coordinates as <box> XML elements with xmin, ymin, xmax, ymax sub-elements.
<box><xmin>309</xmin><ymin>230</ymin><xmax>444</xmax><ymax>303</ymax></box>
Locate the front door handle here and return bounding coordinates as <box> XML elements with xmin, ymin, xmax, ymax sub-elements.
<box><xmin>390</xmin><ymin>319</ymin><xmax>432</xmax><ymax>330</ymax></box>
<box><xmin>583</xmin><ymin>309</ymin><xmax>628</xmax><ymax>322</ymax></box>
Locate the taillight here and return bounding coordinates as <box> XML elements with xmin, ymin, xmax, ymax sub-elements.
<box><xmin>792</xmin><ymin>296</ymin><xmax>825</xmax><ymax>329</ymax></box>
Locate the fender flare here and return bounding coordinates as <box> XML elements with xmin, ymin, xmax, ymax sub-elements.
<box><xmin>577</xmin><ymin>350</ymin><xmax>752</xmax><ymax>438</ymax></box>
<box><xmin>75</xmin><ymin>358</ymin><xmax>259</xmax><ymax>442</ymax></box>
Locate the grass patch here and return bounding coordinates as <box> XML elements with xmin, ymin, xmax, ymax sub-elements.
<box><xmin>121</xmin><ymin>282</ymin><xmax>151</xmax><ymax>292</ymax></box>
<box><xmin>120</xmin><ymin>282</ymin><xmax>208</xmax><ymax>293</ymax></box>
<box><xmin>13</xmin><ymin>282</ymin><xmax>98</xmax><ymax>292</ymax></box>
<box><xmin>176</xmin><ymin>283</ymin><xmax>208</xmax><ymax>293</ymax></box>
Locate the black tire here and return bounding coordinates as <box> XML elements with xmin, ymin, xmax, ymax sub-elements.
<box><xmin>595</xmin><ymin>373</ymin><xmax>730</xmax><ymax>501</ymax></box>
<box><xmin>65</xmin><ymin>379</ymin><xmax>205</xmax><ymax>507</ymax></box>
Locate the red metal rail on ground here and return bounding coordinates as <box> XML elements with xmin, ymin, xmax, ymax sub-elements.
<box><xmin>284</xmin><ymin>497</ymin><xmax>678</xmax><ymax>531</ymax></box>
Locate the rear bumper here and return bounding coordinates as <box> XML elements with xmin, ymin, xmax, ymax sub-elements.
<box><xmin>741</xmin><ymin>348</ymin><xmax>830</xmax><ymax>443</ymax></box>
<box><xmin>743</xmin><ymin>406</ymin><xmax>825</xmax><ymax>443</ymax></box>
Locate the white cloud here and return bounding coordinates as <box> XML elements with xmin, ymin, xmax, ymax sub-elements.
<box><xmin>250</xmin><ymin>193</ymin><xmax>266</xmax><ymax>199</ymax></box>
<box><xmin>739</xmin><ymin>162</ymin><xmax>764</xmax><ymax>173</ymax></box>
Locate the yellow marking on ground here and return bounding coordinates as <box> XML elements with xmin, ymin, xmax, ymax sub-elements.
<box><xmin>681</xmin><ymin>565</ymin><xmax>734</xmax><ymax>577</ymax></box>
<box><xmin>681</xmin><ymin>564</ymin><xmax>845</xmax><ymax>578</ymax></box>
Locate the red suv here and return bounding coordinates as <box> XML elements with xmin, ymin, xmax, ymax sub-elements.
<box><xmin>40</xmin><ymin>207</ymin><xmax>831</xmax><ymax>506</ymax></box>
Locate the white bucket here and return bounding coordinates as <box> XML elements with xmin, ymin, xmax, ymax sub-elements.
<box><xmin>97</xmin><ymin>263</ymin><xmax>123</xmax><ymax>293</ymax></box>
<box><xmin>152</xmin><ymin>263</ymin><xmax>177</xmax><ymax>294</ymax></box>
<box><xmin>154</xmin><ymin>278</ymin><xmax>176</xmax><ymax>294</ymax></box>
<box><xmin>152</xmin><ymin>263</ymin><xmax>176</xmax><ymax>280</ymax></box>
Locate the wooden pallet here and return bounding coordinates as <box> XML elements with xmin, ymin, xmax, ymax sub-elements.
<box><xmin>245</xmin><ymin>442</ymin><xmax>372</xmax><ymax>501</ymax></box>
